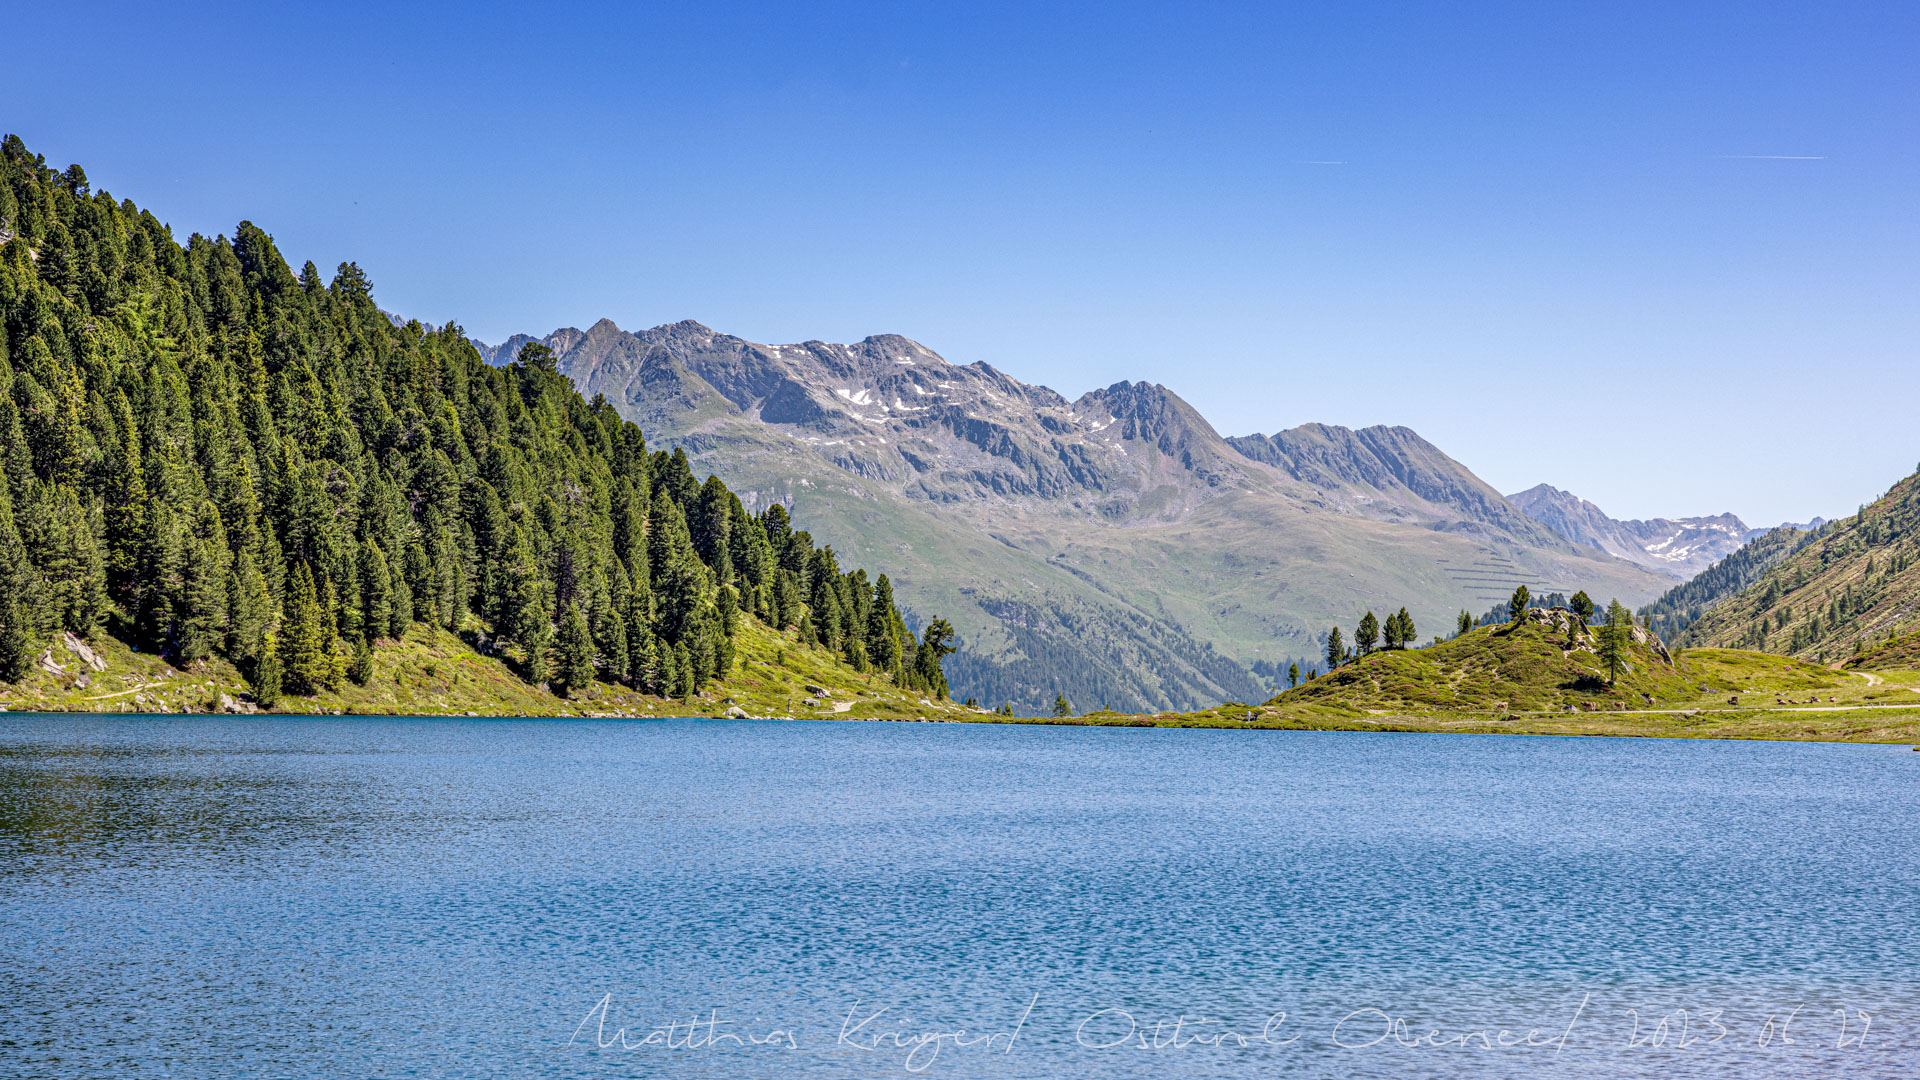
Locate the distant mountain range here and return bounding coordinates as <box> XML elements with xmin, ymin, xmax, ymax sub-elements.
<box><xmin>1639</xmin><ymin>523</ymin><xmax>1820</xmax><ymax>643</ymax></box>
<box><xmin>1506</xmin><ymin>484</ymin><xmax>1752</xmax><ymax>579</ymax></box>
<box><xmin>475</xmin><ymin>321</ymin><xmax>1675</xmax><ymax>712</ymax></box>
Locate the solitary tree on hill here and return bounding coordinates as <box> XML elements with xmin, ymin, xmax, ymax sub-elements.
<box><xmin>1508</xmin><ymin>585</ymin><xmax>1531</xmax><ymax>626</ymax></box>
<box><xmin>1356</xmin><ymin>612</ymin><xmax>1379</xmax><ymax>655</ymax></box>
<box><xmin>1287</xmin><ymin>661</ymin><xmax>1300</xmax><ymax>689</ymax></box>
<box><xmin>1456</xmin><ymin>609</ymin><xmax>1472</xmax><ymax>638</ymax></box>
<box><xmin>1052</xmin><ymin>692</ymin><xmax>1072</xmax><ymax>717</ymax></box>
<box><xmin>1324</xmin><ymin>626</ymin><xmax>1345</xmax><ymax>671</ymax></box>
<box><xmin>1598</xmin><ymin>598</ymin><xmax>1631</xmax><ymax>686</ymax></box>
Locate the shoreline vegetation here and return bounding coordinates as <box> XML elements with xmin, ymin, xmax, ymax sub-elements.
<box><xmin>12</xmin><ymin>613</ymin><xmax>1920</xmax><ymax>744</ymax></box>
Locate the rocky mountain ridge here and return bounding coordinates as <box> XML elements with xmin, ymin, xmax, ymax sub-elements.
<box><xmin>476</xmin><ymin>320</ymin><xmax>1675</xmax><ymax>712</ymax></box>
<box><xmin>1507</xmin><ymin>483</ymin><xmax>1752</xmax><ymax>579</ymax></box>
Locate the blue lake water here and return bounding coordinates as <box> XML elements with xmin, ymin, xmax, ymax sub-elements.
<box><xmin>1</xmin><ymin>715</ymin><xmax>1915</xmax><ymax>1079</ymax></box>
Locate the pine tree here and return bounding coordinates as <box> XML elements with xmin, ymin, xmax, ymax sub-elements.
<box><xmin>1287</xmin><ymin>662</ymin><xmax>1299</xmax><ymax>689</ymax></box>
<box><xmin>1456</xmin><ymin>609</ymin><xmax>1472</xmax><ymax>638</ymax></box>
<box><xmin>1356</xmin><ymin>612</ymin><xmax>1379</xmax><ymax>655</ymax></box>
<box><xmin>1598</xmin><ymin>598</ymin><xmax>1631</xmax><ymax>686</ymax></box>
<box><xmin>1324</xmin><ymin>626</ymin><xmax>1344</xmax><ymax>671</ymax></box>
<box><xmin>595</xmin><ymin>601</ymin><xmax>630</xmax><ymax>683</ymax></box>
<box><xmin>867</xmin><ymin>574</ymin><xmax>901</xmax><ymax>670</ymax></box>
<box><xmin>1569</xmin><ymin>591</ymin><xmax>1595</xmax><ymax>624</ymax></box>
<box><xmin>1508</xmin><ymin>585</ymin><xmax>1531</xmax><ymax>625</ymax></box>
<box><xmin>714</xmin><ymin>585</ymin><xmax>739</xmax><ymax>676</ymax></box>
<box><xmin>250</xmin><ymin>635</ymin><xmax>283</xmax><ymax>708</ymax></box>
<box><xmin>1393</xmin><ymin>607</ymin><xmax>1415</xmax><ymax>648</ymax></box>
<box><xmin>361</xmin><ymin>541</ymin><xmax>392</xmax><ymax>641</ymax></box>
<box><xmin>348</xmin><ymin>635</ymin><xmax>374</xmax><ymax>685</ymax></box>
<box><xmin>0</xmin><ymin>482</ymin><xmax>38</xmax><ymax>680</ymax></box>
<box><xmin>1052</xmin><ymin>692</ymin><xmax>1072</xmax><ymax>717</ymax></box>
<box><xmin>227</xmin><ymin>549</ymin><xmax>276</xmax><ymax>664</ymax></box>
<box><xmin>648</xmin><ymin>490</ymin><xmax>707</xmax><ymax>645</ymax></box>
<box><xmin>554</xmin><ymin>601</ymin><xmax>595</xmax><ymax>697</ymax></box>
<box><xmin>673</xmin><ymin>640</ymin><xmax>694</xmax><ymax>701</ymax></box>
<box><xmin>912</xmin><ymin>619</ymin><xmax>956</xmax><ymax>699</ymax></box>
<box><xmin>278</xmin><ymin>563</ymin><xmax>336</xmax><ymax>695</ymax></box>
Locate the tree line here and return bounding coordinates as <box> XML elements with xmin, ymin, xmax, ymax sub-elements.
<box><xmin>1321</xmin><ymin>605</ymin><xmax>1417</xmax><ymax>672</ymax></box>
<box><xmin>1313</xmin><ymin>585</ymin><xmax>1636</xmax><ymax>686</ymax></box>
<box><xmin>0</xmin><ymin>136</ymin><xmax>952</xmax><ymax>704</ymax></box>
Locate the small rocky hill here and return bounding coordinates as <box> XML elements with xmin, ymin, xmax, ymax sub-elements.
<box><xmin>1269</xmin><ymin>607</ymin><xmax>1686</xmax><ymax>713</ymax></box>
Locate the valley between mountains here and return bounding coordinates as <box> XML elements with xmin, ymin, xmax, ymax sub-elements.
<box><xmin>478</xmin><ymin>319</ymin><xmax>1692</xmax><ymax>713</ymax></box>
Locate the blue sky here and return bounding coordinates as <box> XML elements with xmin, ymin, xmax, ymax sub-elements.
<box><xmin>7</xmin><ymin>1</ymin><xmax>1916</xmax><ymax>525</ymax></box>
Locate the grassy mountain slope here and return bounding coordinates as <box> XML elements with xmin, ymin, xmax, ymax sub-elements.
<box><xmin>6</xmin><ymin>616</ymin><xmax>973</xmax><ymax>719</ymax></box>
<box><xmin>1845</xmin><ymin>630</ymin><xmax>1920</xmax><ymax>671</ymax></box>
<box><xmin>1676</xmin><ymin>469</ymin><xmax>1920</xmax><ymax>661</ymax></box>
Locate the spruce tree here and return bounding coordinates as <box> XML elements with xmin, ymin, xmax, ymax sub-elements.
<box><xmin>648</xmin><ymin>490</ymin><xmax>707</xmax><ymax>645</ymax></box>
<box><xmin>1569</xmin><ymin>591</ymin><xmax>1595</xmax><ymax>623</ymax></box>
<box><xmin>1598</xmin><ymin>598</ymin><xmax>1631</xmax><ymax>686</ymax></box>
<box><xmin>361</xmin><ymin>541</ymin><xmax>392</xmax><ymax>640</ymax></box>
<box><xmin>554</xmin><ymin>601</ymin><xmax>595</xmax><ymax>697</ymax></box>
<box><xmin>912</xmin><ymin>619</ymin><xmax>956</xmax><ymax>699</ymax></box>
<box><xmin>250</xmin><ymin>635</ymin><xmax>283</xmax><ymax>708</ymax></box>
<box><xmin>1508</xmin><ymin>585</ymin><xmax>1531</xmax><ymax>625</ymax></box>
<box><xmin>348</xmin><ymin>635</ymin><xmax>374</xmax><ymax>686</ymax></box>
<box><xmin>1324</xmin><ymin>626</ymin><xmax>1344</xmax><ymax>671</ymax></box>
<box><xmin>0</xmin><ymin>483</ymin><xmax>38</xmax><ymax>680</ymax></box>
<box><xmin>1356</xmin><ymin>612</ymin><xmax>1379</xmax><ymax>655</ymax></box>
<box><xmin>279</xmin><ymin>563</ymin><xmax>335</xmax><ymax>695</ymax></box>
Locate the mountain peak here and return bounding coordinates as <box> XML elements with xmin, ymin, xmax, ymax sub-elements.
<box><xmin>1507</xmin><ymin>484</ymin><xmax>1750</xmax><ymax>578</ymax></box>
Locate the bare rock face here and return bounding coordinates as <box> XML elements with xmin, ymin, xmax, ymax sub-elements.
<box><xmin>1523</xmin><ymin>606</ymin><xmax>1673</xmax><ymax>664</ymax></box>
<box><xmin>63</xmin><ymin>632</ymin><xmax>109</xmax><ymax>672</ymax></box>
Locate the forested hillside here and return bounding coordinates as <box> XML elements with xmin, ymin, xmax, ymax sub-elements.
<box><xmin>0</xmin><ymin>136</ymin><xmax>951</xmax><ymax>708</ymax></box>
<box><xmin>1676</xmin><ymin>468</ymin><xmax>1920</xmax><ymax>662</ymax></box>
<box><xmin>1639</xmin><ymin>523</ymin><xmax>1817</xmax><ymax>642</ymax></box>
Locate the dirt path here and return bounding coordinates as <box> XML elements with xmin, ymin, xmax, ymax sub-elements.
<box><xmin>1598</xmin><ymin>700</ymin><xmax>1918</xmax><ymax>716</ymax></box>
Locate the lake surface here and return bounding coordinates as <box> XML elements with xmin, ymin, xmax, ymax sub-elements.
<box><xmin>1</xmin><ymin>715</ymin><xmax>1915</xmax><ymax>1079</ymax></box>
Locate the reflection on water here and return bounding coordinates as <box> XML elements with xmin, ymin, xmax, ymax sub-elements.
<box><xmin>1</xmin><ymin>714</ymin><xmax>1915</xmax><ymax>1078</ymax></box>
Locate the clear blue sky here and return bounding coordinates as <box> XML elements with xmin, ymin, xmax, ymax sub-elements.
<box><xmin>8</xmin><ymin>2</ymin><xmax>1916</xmax><ymax>526</ymax></box>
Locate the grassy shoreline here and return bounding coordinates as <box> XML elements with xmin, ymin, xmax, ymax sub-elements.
<box><xmin>11</xmin><ymin>618</ymin><xmax>1920</xmax><ymax>745</ymax></box>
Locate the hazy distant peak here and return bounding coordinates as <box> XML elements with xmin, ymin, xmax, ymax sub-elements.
<box><xmin>1507</xmin><ymin>484</ymin><xmax>1750</xmax><ymax>579</ymax></box>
